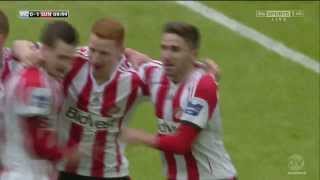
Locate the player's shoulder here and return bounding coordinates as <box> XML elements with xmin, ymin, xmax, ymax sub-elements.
<box><xmin>190</xmin><ymin>69</ymin><xmax>217</xmax><ymax>91</ymax></box>
<box><xmin>19</xmin><ymin>66</ymin><xmax>46</xmax><ymax>87</ymax></box>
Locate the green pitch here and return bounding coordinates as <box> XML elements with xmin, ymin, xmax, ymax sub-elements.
<box><xmin>1</xmin><ymin>1</ymin><xmax>318</xmax><ymax>180</ymax></box>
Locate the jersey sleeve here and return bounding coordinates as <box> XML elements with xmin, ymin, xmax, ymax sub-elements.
<box><xmin>15</xmin><ymin>68</ymin><xmax>52</xmax><ymax>117</ymax></box>
<box><xmin>179</xmin><ymin>74</ymin><xmax>218</xmax><ymax>128</ymax></box>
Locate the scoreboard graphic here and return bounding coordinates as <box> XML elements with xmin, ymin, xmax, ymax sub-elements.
<box><xmin>19</xmin><ymin>10</ymin><xmax>69</xmax><ymax>18</ymax></box>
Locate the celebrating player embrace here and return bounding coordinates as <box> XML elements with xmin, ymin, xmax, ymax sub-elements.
<box><xmin>1</xmin><ymin>21</ymin><xmax>79</xmax><ymax>180</ymax></box>
<box><xmin>121</xmin><ymin>22</ymin><xmax>237</xmax><ymax>180</ymax></box>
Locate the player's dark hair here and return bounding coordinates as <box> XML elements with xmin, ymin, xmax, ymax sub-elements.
<box><xmin>40</xmin><ymin>20</ymin><xmax>79</xmax><ymax>48</ymax></box>
<box><xmin>163</xmin><ymin>22</ymin><xmax>200</xmax><ymax>49</ymax></box>
<box><xmin>0</xmin><ymin>9</ymin><xmax>9</xmax><ymax>36</ymax></box>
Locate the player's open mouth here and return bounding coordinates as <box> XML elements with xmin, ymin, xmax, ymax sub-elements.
<box><xmin>164</xmin><ymin>62</ymin><xmax>174</xmax><ymax>68</ymax></box>
<box><xmin>164</xmin><ymin>64</ymin><xmax>175</xmax><ymax>71</ymax></box>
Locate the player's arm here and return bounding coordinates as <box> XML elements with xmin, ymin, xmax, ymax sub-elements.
<box><xmin>124</xmin><ymin>48</ymin><xmax>152</xmax><ymax>69</ymax></box>
<box><xmin>121</xmin><ymin>74</ymin><xmax>218</xmax><ymax>154</ymax></box>
<box><xmin>21</xmin><ymin>117</ymin><xmax>64</xmax><ymax>161</ymax></box>
<box><xmin>121</xmin><ymin>122</ymin><xmax>200</xmax><ymax>154</ymax></box>
<box><xmin>125</xmin><ymin>48</ymin><xmax>220</xmax><ymax>81</ymax></box>
<box><xmin>21</xmin><ymin>116</ymin><xmax>78</xmax><ymax>162</ymax></box>
<box><xmin>15</xmin><ymin>68</ymin><xmax>71</xmax><ymax>161</ymax></box>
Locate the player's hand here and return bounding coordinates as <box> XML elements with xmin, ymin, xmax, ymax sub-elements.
<box><xmin>124</xmin><ymin>48</ymin><xmax>150</xmax><ymax>70</ymax></box>
<box><xmin>22</xmin><ymin>49</ymin><xmax>42</xmax><ymax>67</ymax></box>
<box><xmin>205</xmin><ymin>58</ymin><xmax>220</xmax><ymax>81</ymax></box>
<box><xmin>64</xmin><ymin>144</ymin><xmax>81</xmax><ymax>165</ymax></box>
<box><xmin>195</xmin><ymin>58</ymin><xmax>221</xmax><ymax>81</ymax></box>
<box><xmin>120</xmin><ymin>127</ymin><xmax>138</xmax><ymax>144</ymax></box>
<box><xmin>120</xmin><ymin>127</ymin><xmax>147</xmax><ymax>145</ymax></box>
<box><xmin>120</xmin><ymin>127</ymin><xmax>157</xmax><ymax>147</ymax></box>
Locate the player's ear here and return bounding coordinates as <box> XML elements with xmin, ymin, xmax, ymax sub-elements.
<box><xmin>118</xmin><ymin>43</ymin><xmax>125</xmax><ymax>53</ymax></box>
<box><xmin>191</xmin><ymin>48</ymin><xmax>198</xmax><ymax>59</ymax></box>
<box><xmin>117</xmin><ymin>43</ymin><xmax>125</xmax><ymax>57</ymax></box>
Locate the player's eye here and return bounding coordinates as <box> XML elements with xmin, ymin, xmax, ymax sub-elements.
<box><xmin>89</xmin><ymin>48</ymin><xmax>96</xmax><ymax>53</ymax></box>
<box><xmin>160</xmin><ymin>44</ymin><xmax>167</xmax><ymax>50</ymax></box>
<box><xmin>171</xmin><ymin>46</ymin><xmax>180</xmax><ymax>52</ymax></box>
<box><xmin>99</xmin><ymin>51</ymin><xmax>108</xmax><ymax>56</ymax></box>
<box><xmin>57</xmin><ymin>55</ymin><xmax>70</xmax><ymax>61</ymax></box>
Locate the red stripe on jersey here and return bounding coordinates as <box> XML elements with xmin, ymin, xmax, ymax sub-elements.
<box><xmin>91</xmin><ymin>130</ymin><xmax>108</xmax><ymax>177</ymax></box>
<box><xmin>164</xmin><ymin>151</ymin><xmax>177</xmax><ymax>180</ymax></box>
<box><xmin>18</xmin><ymin>67</ymin><xmax>44</xmax><ymax>103</ymax></box>
<box><xmin>172</xmin><ymin>82</ymin><xmax>186</xmax><ymax>122</ymax></box>
<box><xmin>90</xmin><ymin>71</ymin><xmax>120</xmax><ymax>176</ymax></box>
<box><xmin>77</xmin><ymin>74</ymin><xmax>93</xmax><ymax>111</ymax></box>
<box><xmin>65</xmin><ymin>73</ymin><xmax>92</xmax><ymax>173</ymax></box>
<box><xmin>21</xmin><ymin>67</ymin><xmax>43</xmax><ymax>87</ymax></box>
<box><xmin>114</xmin><ymin>72</ymin><xmax>140</xmax><ymax>172</ymax></box>
<box><xmin>1</xmin><ymin>57</ymin><xmax>10</xmax><ymax>83</ymax></box>
<box><xmin>159</xmin><ymin>133</ymin><xmax>177</xmax><ymax>180</ymax></box>
<box><xmin>63</xmin><ymin>58</ymin><xmax>86</xmax><ymax>96</ymax></box>
<box><xmin>144</xmin><ymin>66</ymin><xmax>157</xmax><ymax>96</ymax></box>
<box><xmin>194</xmin><ymin>75</ymin><xmax>218</xmax><ymax>119</ymax></box>
<box><xmin>156</xmin><ymin>73</ymin><xmax>177</xmax><ymax>179</ymax></box>
<box><xmin>64</xmin><ymin>108</ymin><xmax>89</xmax><ymax>173</ymax></box>
<box><xmin>18</xmin><ymin>68</ymin><xmax>42</xmax><ymax>105</ymax></box>
<box><xmin>184</xmin><ymin>152</ymin><xmax>199</xmax><ymax>180</ymax></box>
<box><xmin>100</xmin><ymin>71</ymin><xmax>120</xmax><ymax>117</ymax></box>
<box><xmin>155</xmin><ymin>73</ymin><xmax>170</xmax><ymax>119</ymax></box>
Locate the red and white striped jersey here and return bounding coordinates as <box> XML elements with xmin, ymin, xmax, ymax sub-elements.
<box><xmin>1</xmin><ymin>66</ymin><xmax>62</xmax><ymax>180</ymax></box>
<box><xmin>58</xmin><ymin>47</ymin><xmax>144</xmax><ymax>178</ymax></box>
<box><xmin>1</xmin><ymin>48</ymin><xmax>15</xmax><ymax>166</ymax></box>
<box><xmin>0</xmin><ymin>80</ymin><xmax>4</xmax><ymax>162</ymax></box>
<box><xmin>0</xmin><ymin>47</ymin><xmax>16</xmax><ymax>84</ymax></box>
<box><xmin>139</xmin><ymin>61</ymin><xmax>237</xmax><ymax>180</ymax></box>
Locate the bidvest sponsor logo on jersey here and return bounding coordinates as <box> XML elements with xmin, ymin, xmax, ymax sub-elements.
<box><xmin>65</xmin><ymin>107</ymin><xmax>118</xmax><ymax>132</ymax></box>
<box><xmin>158</xmin><ymin>119</ymin><xmax>180</xmax><ymax>135</ymax></box>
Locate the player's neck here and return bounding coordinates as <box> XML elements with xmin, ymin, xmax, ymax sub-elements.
<box><xmin>93</xmin><ymin>60</ymin><xmax>118</xmax><ymax>85</ymax></box>
<box><xmin>172</xmin><ymin>62</ymin><xmax>194</xmax><ymax>84</ymax></box>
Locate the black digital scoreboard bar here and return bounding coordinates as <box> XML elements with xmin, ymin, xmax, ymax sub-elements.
<box><xmin>19</xmin><ymin>10</ymin><xmax>69</xmax><ymax>18</ymax></box>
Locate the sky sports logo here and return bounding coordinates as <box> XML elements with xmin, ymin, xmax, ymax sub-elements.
<box><xmin>256</xmin><ymin>10</ymin><xmax>304</xmax><ymax>22</ymax></box>
<box><xmin>19</xmin><ymin>10</ymin><xmax>69</xmax><ymax>19</ymax></box>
